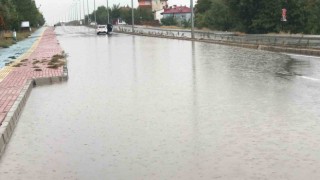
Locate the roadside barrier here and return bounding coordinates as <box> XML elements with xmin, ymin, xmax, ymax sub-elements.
<box><xmin>115</xmin><ymin>26</ymin><xmax>320</xmax><ymax>56</ymax></box>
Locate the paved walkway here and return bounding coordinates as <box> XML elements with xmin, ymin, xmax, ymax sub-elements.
<box><xmin>0</xmin><ymin>27</ymin><xmax>64</xmax><ymax>125</ymax></box>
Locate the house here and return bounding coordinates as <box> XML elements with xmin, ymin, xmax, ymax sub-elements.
<box><xmin>138</xmin><ymin>0</ymin><xmax>168</xmax><ymax>12</ymax></box>
<box><xmin>161</xmin><ymin>5</ymin><xmax>191</xmax><ymax>23</ymax></box>
<box><xmin>155</xmin><ymin>9</ymin><xmax>164</xmax><ymax>22</ymax></box>
<box><xmin>113</xmin><ymin>18</ymin><xmax>126</xmax><ymax>25</ymax></box>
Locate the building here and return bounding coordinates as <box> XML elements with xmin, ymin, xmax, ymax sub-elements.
<box><xmin>161</xmin><ymin>5</ymin><xmax>191</xmax><ymax>23</ymax></box>
<box><xmin>138</xmin><ymin>0</ymin><xmax>168</xmax><ymax>12</ymax></box>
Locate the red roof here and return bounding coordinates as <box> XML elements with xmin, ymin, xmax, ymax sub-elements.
<box><xmin>162</xmin><ymin>5</ymin><xmax>191</xmax><ymax>14</ymax></box>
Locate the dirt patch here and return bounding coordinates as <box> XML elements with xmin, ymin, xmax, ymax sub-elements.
<box><xmin>47</xmin><ymin>52</ymin><xmax>67</xmax><ymax>69</ymax></box>
<box><xmin>12</xmin><ymin>63</ymin><xmax>23</xmax><ymax>67</ymax></box>
<box><xmin>33</xmin><ymin>60</ymin><xmax>40</xmax><ymax>64</ymax></box>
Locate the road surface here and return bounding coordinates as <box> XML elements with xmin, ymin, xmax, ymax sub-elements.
<box><xmin>1</xmin><ymin>26</ymin><xmax>320</xmax><ymax>180</ymax></box>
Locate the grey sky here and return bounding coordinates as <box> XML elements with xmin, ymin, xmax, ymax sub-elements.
<box><xmin>35</xmin><ymin>0</ymin><xmax>197</xmax><ymax>25</ymax></box>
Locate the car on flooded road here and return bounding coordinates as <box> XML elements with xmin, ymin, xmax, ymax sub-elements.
<box><xmin>96</xmin><ymin>24</ymin><xmax>113</xmax><ymax>35</ymax></box>
<box><xmin>96</xmin><ymin>25</ymin><xmax>108</xmax><ymax>35</ymax></box>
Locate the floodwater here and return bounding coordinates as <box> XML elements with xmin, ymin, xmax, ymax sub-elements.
<box><xmin>1</xmin><ymin>26</ymin><xmax>320</xmax><ymax>180</ymax></box>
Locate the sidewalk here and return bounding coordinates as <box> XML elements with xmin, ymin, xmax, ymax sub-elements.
<box><xmin>0</xmin><ymin>27</ymin><xmax>65</xmax><ymax>126</ymax></box>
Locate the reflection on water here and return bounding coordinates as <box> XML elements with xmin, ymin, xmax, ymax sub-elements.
<box><xmin>1</xmin><ymin>27</ymin><xmax>320</xmax><ymax>180</ymax></box>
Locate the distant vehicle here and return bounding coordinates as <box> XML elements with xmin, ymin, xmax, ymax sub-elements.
<box><xmin>96</xmin><ymin>25</ymin><xmax>108</xmax><ymax>35</ymax></box>
<box><xmin>107</xmin><ymin>24</ymin><xmax>113</xmax><ymax>33</ymax></box>
<box><xmin>96</xmin><ymin>24</ymin><xmax>113</xmax><ymax>35</ymax></box>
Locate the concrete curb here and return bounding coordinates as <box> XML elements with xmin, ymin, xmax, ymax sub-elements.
<box><xmin>0</xmin><ymin>73</ymin><xmax>68</xmax><ymax>158</ymax></box>
<box><xmin>115</xmin><ymin>31</ymin><xmax>320</xmax><ymax>57</ymax></box>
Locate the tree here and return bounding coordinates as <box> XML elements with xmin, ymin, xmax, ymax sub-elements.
<box><xmin>96</xmin><ymin>6</ymin><xmax>108</xmax><ymax>24</ymax></box>
<box><xmin>110</xmin><ymin>4</ymin><xmax>121</xmax><ymax>20</ymax></box>
<box><xmin>194</xmin><ymin>0</ymin><xmax>320</xmax><ymax>34</ymax></box>
<box><xmin>0</xmin><ymin>0</ymin><xmax>19</xmax><ymax>30</ymax></box>
<box><xmin>205</xmin><ymin>0</ymin><xmax>235</xmax><ymax>31</ymax></box>
<box><xmin>304</xmin><ymin>0</ymin><xmax>320</xmax><ymax>34</ymax></box>
<box><xmin>285</xmin><ymin>0</ymin><xmax>308</xmax><ymax>33</ymax></box>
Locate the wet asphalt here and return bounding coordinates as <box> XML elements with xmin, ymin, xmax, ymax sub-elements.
<box><xmin>0</xmin><ymin>26</ymin><xmax>320</xmax><ymax>180</ymax></box>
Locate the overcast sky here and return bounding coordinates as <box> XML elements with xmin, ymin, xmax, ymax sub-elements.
<box><xmin>35</xmin><ymin>0</ymin><xmax>197</xmax><ymax>25</ymax></box>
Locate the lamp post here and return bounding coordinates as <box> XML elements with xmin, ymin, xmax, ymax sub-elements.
<box><xmin>94</xmin><ymin>0</ymin><xmax>97</xmax><ymax>25</ymax></box>
<box><xmin>87</xmin><ymin>0</ymin><xmax>90</xmax><ymax>25</ymax></box>
<box><xmin>78</xmin><ymin>0</ymin><xmax>82</xmax><ymax>24</ymax></box>
<box><xmin>131</xmin><ymin>0</ymin><xmax>134</xmax><ymax>32</ymax></box>
<box><xmin>190</xmin><ymin>0</ymin><xmax>194</xmax><ymax>39</ymax></box>
<box><xmin>83</xmin><ymin>0</ymin><xmax>86</xmax><ymax>24</ymax></box>
<box><xmin>74</xmin><ymin>2</ymin><xmax>78</xmax><ymax>21</ymax></box>
<box><xmin>106</xmin><ymin>0</ymin><xmax>109</xmax><ymax>24</ymax></box>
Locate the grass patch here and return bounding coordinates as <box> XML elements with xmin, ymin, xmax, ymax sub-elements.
<box><xmin>41</xmin><ymin>59</ymin><xmax>47</xmax><ymax>63</ymax></box>
<box><xmin>5</xmin><ymin>62</ymin><xmax>13</xmax><ymax>66</ymax></box>
<box><xmin>32</xmin><ymin>60</ymin><xmax>40</xmax><ymax>64</ymax></box>
<box><xmin>47</xmin><ymin>64</ymin><xmax>60</xmax><ymax>69</ymax></box>
<box><xmin>12</xmin><ymin>63</ymin><xmax>23</xmax><ymax>67</ymax></box>
<box><xmin>0</xmin><ymin>39</ymin><xmax>12</xmax><ymax>48</ymax></box>
<box><xmin>47</xmin><ymin>52</ymin><xmax>67</xmax><ymax>69</ymax></box>
<box><xmin>0</xmin><ymin>29</ymin><xmax>37</xmax><ymax>48</ymax></box>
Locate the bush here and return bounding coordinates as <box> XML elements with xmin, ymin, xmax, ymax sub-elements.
<box><xmin>182</xmin><ymin>19</ymin><xmax>191</xmax><ymax>28</ymax></box>
<box><xmin>161</xmin><ymin>16</ymin><xmax>178</xmax><ymax>26</ymax></box>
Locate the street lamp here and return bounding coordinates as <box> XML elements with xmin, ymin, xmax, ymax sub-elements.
<box><xmin>78</xmin><ymin>0</ymin><xmax>82</xmax><ymax>24</ymax></box>
<box><xmin>190</xmin><ymin>0</ymin><xmax>194</xmax><ymax>39</ymax></box>
<box><xmin>106</xmin><ymin>0</ymin><xmax>109</xmax><ymax>24</ymax></box>
<box><xmin>131</xmin><ymin>0</ymin><xmax>134</xmax><ymax>32</ymax></box>
<box><xmin>87</xmin><ymin>0</ymin><xmax>90</xmax><ymax>25</ymax></box>
<box><xmin>83</xmin><ymin>0</ymin><xmax>86</xmax><ymax>24</ymax></box>
<box><xmin>94</xmin><ymin>0</ymin><xmax>97</xmax><ymax>25</ymax></box>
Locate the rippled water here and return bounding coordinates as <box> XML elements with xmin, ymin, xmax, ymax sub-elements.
<box><xmin>1</xmin><ymin>26</ymin><xmax>320</xmax><ymax>180</ymax></box>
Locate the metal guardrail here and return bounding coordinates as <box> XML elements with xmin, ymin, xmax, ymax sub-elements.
<box><xmin>115</xmin><ymin>26</ymin><xmax>320</xmax><ymax>49</ymax></box>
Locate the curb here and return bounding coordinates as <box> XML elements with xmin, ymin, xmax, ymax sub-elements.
<box><xmin>115</xmin><ymin>31</ymin><xmax>320</xmax><ymax>57</ymax></box>
<box><xmin>0</xmin><ymin>73</ymin><xmax>68</xmax><ymax>158</ymax></box>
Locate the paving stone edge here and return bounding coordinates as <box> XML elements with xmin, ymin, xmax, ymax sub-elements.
<box><xmin>0</xmin><ymin>73</ymin><xmax>68</xmax><ymax>158</ymax></box>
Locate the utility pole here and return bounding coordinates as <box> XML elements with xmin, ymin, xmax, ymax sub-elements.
<box><xmin>131</xmin><ymin>0</ymin><xmax>134</xmax><ymax>32</ymax></box>
<box><xmin>83</xmin><ymin>0</ymin><xmax>86</xmax><ymax>24</ymax></box>
<box><xmin>106</xmin><ymin>0</ymin><xmax>109</xmax><ymax>24</ymax></box>
<box><xmin>75</xmin><ymin>3</ymin><xmax>78</xmax><ymax>21</ymax></box>
<box><xmin>87</xmin><ymin>0</ymin><xmax>90</xmax><ymax>25</ymax></box>
<box><xmin>78</xmin><ymin>0</ymin><xmax>81</xmax><ymax>24</ymax></box>
<box><xmin>94</xmin><ymin>0</ymin><xmax>97</xmax><ymax>25</ymax></box>
<box><xmin>190</xmin><ymin>0</ymin><xmax>194</xmax><ymax>39</ymax></box>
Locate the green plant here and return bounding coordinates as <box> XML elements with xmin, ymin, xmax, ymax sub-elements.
<box><xmin>161</xmin><ymin>16</ymin><xmax>178</xmax><ymax>26</ymax></box>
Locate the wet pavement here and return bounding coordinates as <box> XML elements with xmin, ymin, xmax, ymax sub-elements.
<box><xmin>0</xmin><ymin>27</ymin><xmax>64</xmax><ymax>124</ymax></box>
<box><xmin>0</xmin><ymin>26</ymin><xmax>320</xmax><ymax>180</ymax></box>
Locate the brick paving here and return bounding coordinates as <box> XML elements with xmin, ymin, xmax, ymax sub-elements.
<box><xmin>0</xmin><ymin>27</ymin><xmax>64</xmax><ymax>125</ymax></box>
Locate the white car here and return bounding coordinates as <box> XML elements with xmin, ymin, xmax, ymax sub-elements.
<box><xmin>96</xmin><ymin>25</ymin><xmax>108</xmax><ymax>35</ymax></box>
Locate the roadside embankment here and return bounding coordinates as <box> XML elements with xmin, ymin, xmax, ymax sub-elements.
<box><xmin>0</xmin><ymin>29</ymin><xmax>38</xmax><ymax>48</ymax></box>
<box><xmin>0</xmin><ymin>27</ymin><xmax>68</xmax><ymax>158</ymax></box>
<box><xmin>115</xmin><ymin>29</ymin><xmax>320</xmax><ymax>57</ymax></box>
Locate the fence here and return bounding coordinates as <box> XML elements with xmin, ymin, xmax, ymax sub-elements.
<box><xmin>115</xmin><ymin>26</ymin><xmax>320</xmax><ymax>49</ymax></box>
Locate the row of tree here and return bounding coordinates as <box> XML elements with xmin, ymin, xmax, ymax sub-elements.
<box><xmin>195</xmin><ymin>0</ymin><xmax>320</xmax><ymax>34</ymax></box>
<box><xmin>85</xmin><ymin>5</ymin><xmax>154</xmax><ymax>26</ymax></box>
<box><xmin>2</xmin><ymin>0</ymin><xmax>319</xmax><ymax>34</ymax></box>
<box><xmin>0</xmin><ymin>0</ymin><xmax>45</xmax><ymax>31</ymax></box>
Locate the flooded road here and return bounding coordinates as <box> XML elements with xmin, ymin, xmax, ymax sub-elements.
<box><xmin>1</xmin><ymin>26</ymin><xmax>320</xmax><ymax>180</ymax></box>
